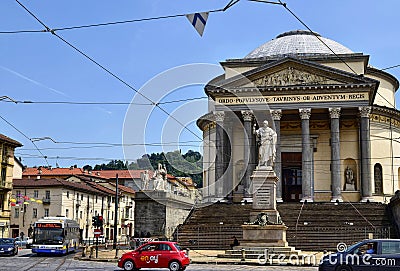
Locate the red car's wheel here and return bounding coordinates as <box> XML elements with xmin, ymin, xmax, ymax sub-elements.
<box><xmin>123</xmin><ymin>259</ymin><xmax>137</xmax><ymax>271</ymax></box>
<box><xmin>169</xmin><ymin>260</ymin><xmax>181</xmax><ymax>271</ymax></box>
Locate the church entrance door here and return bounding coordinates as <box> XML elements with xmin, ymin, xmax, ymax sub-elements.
<box><xmin>282</xmin><ymin>152</ymin><xmax>302</xmax><ymax>202</ymax></box>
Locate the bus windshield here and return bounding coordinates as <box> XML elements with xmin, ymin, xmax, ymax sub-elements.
<box><xmin>34</xmin><ymin>228</ymin><xmax>64</xmax><ymax>245</ymax></box>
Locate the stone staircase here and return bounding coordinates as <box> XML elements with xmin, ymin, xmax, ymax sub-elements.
<box><xmin>174</xmin><ymin>202</ymin><xmax>394</xmax><ymax>251</ymax></box>
<box><xmin>278</xmin><ymin>202</ymin><xmax>394</xmax><ymax>251</ymax></box>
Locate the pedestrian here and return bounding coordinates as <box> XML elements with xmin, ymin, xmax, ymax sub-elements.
<box><xmin>230</xmin><ymin>236</ymin><xmax>240</xmax><ymax>249</ymax></box>
<box><xmin>129</xmin><ymin>236</ymin><xmax>135</xmax><ymax>249</ymax></box>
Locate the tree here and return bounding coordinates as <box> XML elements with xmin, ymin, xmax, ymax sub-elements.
<box><xmin>83</xmin><ymin>165</ymin><xmax>93</xmax><ymax>171</ymax></box>
<box><xmin>91</xmin><ymin>150</ymin><xmax>203</xmax><ymax>187</ymax></box>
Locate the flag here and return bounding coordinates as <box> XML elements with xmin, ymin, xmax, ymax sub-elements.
<box><xmin>186</xmin><ymin>12</ymin><xmax>209</xmax><ymax>36</ymax></box>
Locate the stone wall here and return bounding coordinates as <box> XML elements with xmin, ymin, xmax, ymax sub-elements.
<box><xmin>134</xmin><ymin>191</ymin><xmax>193</xmax><ymax>238</ymax></box>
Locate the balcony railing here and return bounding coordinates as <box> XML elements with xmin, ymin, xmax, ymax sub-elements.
<box><xmin>42</xmin><ymin>198</ymin><xmax>51</xmax><ymax>204</ymax></box>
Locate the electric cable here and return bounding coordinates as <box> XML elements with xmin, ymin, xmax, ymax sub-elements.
<box><xmin>14</xmin><ymin>0</ymin><xmax>213</xmax><ymax>142</ymax></box>
<box><xmin>0</xmin><ymin>114</ymin><xmax>49</xmax><ymax>166</ymax></box>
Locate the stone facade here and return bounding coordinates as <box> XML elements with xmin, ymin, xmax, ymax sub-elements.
<box><xmin>0</xmin><ymin>134</ymin><xmax>22</xmax><ymax>238</ymax></box>
<box><xmin>134</xmin><ymin>191</ymin><xmax>194</xmax><ymax>239</ymax></box>
<box><xmin>198</xmin><ymin>30</ymin><xmax>400</xmax><ymax>204</ymax></box>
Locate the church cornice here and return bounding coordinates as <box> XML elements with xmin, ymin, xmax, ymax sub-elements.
<box><xmin>208</xmin><ymin>83</ymin><xmax>375</xmax><ymax>96</ymax></box>
<box><xmin>371</xmin><ymin>105</ymin><xmax>400</xmax><ymax>129</ymax></box>
<box><xmin>222</xmin><ymin>53</ymin><xmax>368</xmax><ymax>67</ymax></box>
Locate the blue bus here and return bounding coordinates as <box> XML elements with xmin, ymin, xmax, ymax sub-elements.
<box><xmin>32</xmin><ymin>216</ymin><xmax>80</xmax><ymax>255</ymax></box>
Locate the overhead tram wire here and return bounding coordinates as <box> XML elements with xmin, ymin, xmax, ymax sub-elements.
<box><xmin>251</xmin><ymin>1</ymin><xmax>398</xmax><ymax>108</ymax></box>
<box><xmin>3</xmin><ymin>3</ymin><xmax>232</xmax><ymax>34</ymax></box>
<box><xmin>0</xmin><ymin>114</ymin><xmax>49</xmax><ymax>166</ymax></box>
<box><xmin>15</xmin><ymin>0</ymin><xmax>221</xmax><ymax>142</ymax></box>
<box><xmin>0</xmin><ymin>96</ymin><xmax>207</xmax><ymax>106</ymax></box>
<box><xmin>273</xmin><ymin>0</ymin><xmax>358</xmax><ymax>75</ymax></box>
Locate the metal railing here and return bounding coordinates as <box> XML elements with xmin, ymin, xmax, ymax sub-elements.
<box><xmin>174</xmin><ymin>225</ymin><xmax>392</xmax><ymax>250</ymax></box>
<box><xmin>290</xmin><ymin>225</ymin><xmax>392</xmax><ymax>250</ymax></box>
<box><xmin>174</xmin><ymin>225</ymin><xmax>242</xmax><ymax>249</ymax></box>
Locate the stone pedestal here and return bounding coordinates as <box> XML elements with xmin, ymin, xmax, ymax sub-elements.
<box><xmin>241</xmin><ymin>224</ymin><xmax>288</xmax><ymax>247</ymax></box>
<box><xmin>251</xmin><ymin>166</ymin><xmax>280</xmax><ymax>224</ymax></box>
<box><xmin>242</xmin><ymin>167</ymin><xmax>288</xmax><ymax>247</ymax></box>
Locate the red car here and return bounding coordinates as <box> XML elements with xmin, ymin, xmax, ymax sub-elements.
<box><xmin>118</xmin><ymin>241</ymin><xmax>190</xmax><ymax>271</ymax></box>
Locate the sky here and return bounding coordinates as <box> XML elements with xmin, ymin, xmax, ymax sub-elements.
<box><xmin>1</xmin><ymin>0</ymin><xmax>400</xmax><ymax>169</ymax></box>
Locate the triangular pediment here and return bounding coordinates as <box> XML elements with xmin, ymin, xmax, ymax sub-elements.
<box><xmin>207</xmin><ymin>57</ymin><xmax>378</xmax><ymax>91</ymax></box>
<box><xmin>251</xmin><ymin>66</ymin><xmax>343</xmax><ymax>87</ymax></box>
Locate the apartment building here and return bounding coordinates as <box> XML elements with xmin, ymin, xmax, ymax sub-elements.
<box><xmin>0</xmin><ymin>134</ymin><xmax>22</xmax><ymax>238</ymax></box>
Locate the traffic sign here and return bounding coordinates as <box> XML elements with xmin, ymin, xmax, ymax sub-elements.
<box><xmin>94</xmin><ymin>229</ymin><xmax>102</xmax><ymax>238</ymax></box>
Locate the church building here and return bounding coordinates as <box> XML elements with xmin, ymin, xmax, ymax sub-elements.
<box><xmin>197</xmin><ymin>30</ymin><xmax>400</xmax><ymax>203</ymax></box>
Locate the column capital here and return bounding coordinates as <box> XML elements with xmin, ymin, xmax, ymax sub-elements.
<box><xmin>214</xmin><ymin>111</ymin><xmax>225</xmax><ymax>122</ymax></box>
<box><xmin>271</xmin><ymin>109</ymin><xmax>282</xmax><ymax>121</ymax></box>
<box><xmin>299</xmin><ymin>108</ymin><xmax>311</xmax><ymax>120</ymax></box>
<box><xmin>329</xmin><ymin>107</ymin><xmax>341</xmax><ymax>119</ymax></box>
<box><xmin>241</xmin><ymin>110</ymin><xmax>253</xmax><ymax>122</ymax></box>
<box><xmin>359</xmin><ymin>106</ymin><xmax>371</xmax><ymax>118</ymax></box>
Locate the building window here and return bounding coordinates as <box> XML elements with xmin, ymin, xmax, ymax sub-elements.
<box><xmin>0</xmin><ymin>167</ymin><xmax>6</xmax><ymax>186</ymax></box>
<box><xmin>33</xmin><ymin>208</ymin><xmax>38</xmax><ymax>218</ymax></box>
<box><xmin>374</xmin><ymin>163</ymin><xmax>383</xmax><ymax>195</ymax></box>
<box><xmin>80</xmin><ymin>211</ymin><xmax>83</xmax><ymax>219</ymax></box>
<box><xmin>0</xmin><ymin>194</ymin><xmax>4</xmax><ymax>211</ymax></box>
<box><xmin>14</xmin><ymin>208</ymin><xmax>19</xmax><ymax>218</ymax></box>
<box><xmin>81</xmin><ymin>194</ymin><xmax>84</xmax><ymax>201</ymax></box>
<box><xmin>65</xmin><ymin>209</ymin><xmax>69</xmax><ymax>218</ymax></box>
<box><xmin>44</xmin><ymin>208</ymin><xmax>49</xmax><ymax>217</ymax></box>
<box><xmin>66</xmin><ymin>191</ymin><xmax>69</xmax><ymax>198</ymax></box>
<box><xmin>33</xmin><ymin>190</ymin><xmax>39</xmax><ymax>198</ymax></box>
<box><xmin>45</xmin><ymin>190</ymin><xmax>50</xmax><ymax>199</ymax></box>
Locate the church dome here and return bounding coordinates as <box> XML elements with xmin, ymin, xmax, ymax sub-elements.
<box><xmin>245</xmin><ymin>30</ymin><xmax>353</xmax><ymax>59</ymax></box>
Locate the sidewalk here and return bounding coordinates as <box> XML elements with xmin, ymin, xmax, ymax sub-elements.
<box><xmin>75</xmin><ymin>246</ymin><xmax>324</xmax><ymax>266</ymax></box>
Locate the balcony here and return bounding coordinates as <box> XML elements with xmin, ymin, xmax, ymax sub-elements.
<box><xmin>42</xmin><ymin>198</ymin><xmax>51</xmax><ymax>204</ymax></box>
<box><xmin>76</xmin><ymin>199</ymin><xmax>81</xmax><ymax>207</ymax></box>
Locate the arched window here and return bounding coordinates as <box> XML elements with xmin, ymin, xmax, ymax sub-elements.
<box><xmin>374</xmin><ymin>163</ymin><xmax>383</xmax><ymax>195</ymax></box>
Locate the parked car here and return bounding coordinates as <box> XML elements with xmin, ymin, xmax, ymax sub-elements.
<box><xmin>15</xmin><ymin>236</ymin><xmax>33</xmax><ymax>248</ymax></box>
<box><xmin>0</xmin><ymin>238</ymin><xmax>18</xmax><ymax>256</ymax></box>
<box><xmin>319</xmin><ymin>239</ymin><xmax>400</xmax><ymax>271</ymax></box>
<box><xmin>118</xmin><ymin>241</ymin><xmax>190</xmax><ymax>271</ymax></box>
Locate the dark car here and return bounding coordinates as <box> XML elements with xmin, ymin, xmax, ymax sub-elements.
<box><xmin>118</xmin><ymin>241</ymin><xmax>190</xmax><ymax>271</ymax></box>
<box><xmin>0</xmin><ymin>238</ymin><xmax>18</xmax><ymax>256</ymax></box>
<box><xmin>319</xmin><ymin>239</ymin><xmax>400</xmax><ymax>271</ymax></box>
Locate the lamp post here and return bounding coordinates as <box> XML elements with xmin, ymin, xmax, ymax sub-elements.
<box><xmin>113</xmin><ymin>174</ymin><xmax>119</xmax><ymax>255</ymax></box>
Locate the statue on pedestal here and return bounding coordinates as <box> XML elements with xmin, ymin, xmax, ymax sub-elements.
<box><xmin>153</xmin><ymin>163</ymin><xmax>167</xmax><ymax>191</ymax></box>
<box><xmin>344</xmin><ymin>166</ymin><xmax>355</xmax><ymax>191</ymax></box>
<box><xmin>141</xmin><ymin>170</ymin><xmax>150</xmax><ymax>190</ymax></box>
<box><xmin>254</xmin><ymin>120</ymin><xmax>277</xmax><ymax>168</ymax></box>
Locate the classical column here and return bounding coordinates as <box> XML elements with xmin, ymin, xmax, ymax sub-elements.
<box><xmin>214</xmin><ymin>111</ymin><xmax>225</xmax><ymax>198</ymax></box>
<box><xmin>241</xmin><ymin>110</ymin><xmax>253</xmax><ymax>199</ymax></box>
<box><xmin>359</xmin><ymin>106</ymin><xmax>373</xmax><ymax>202</ymax></box>
<box><xmin>224</xmin><ymin>116</ymin><xmax>233</xmax><ymax>201</ymax></box>
<box><xmin>271</xmin><ymin>109</ymin><xmax>283</xmax><ymax>202</ymax></box>
<box><xmin>299</xmin><ymin>108</ymin><xmax>313</xmax><ymax>202</ymax></box>
<box><xmin>329</xmin><ymin>107</ymin><xmax>342</xmax><ymax>202</ymax></box>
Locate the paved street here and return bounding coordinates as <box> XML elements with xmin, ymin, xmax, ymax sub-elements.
<box><xmin>0</xmin><ymin>249</ymin><xmax>318</xmax><ymax>271</ymax></box>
